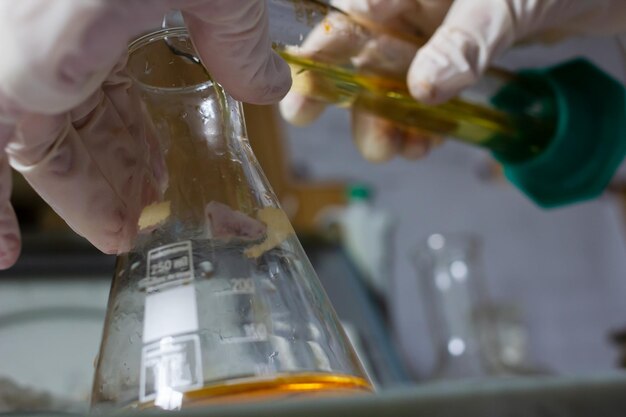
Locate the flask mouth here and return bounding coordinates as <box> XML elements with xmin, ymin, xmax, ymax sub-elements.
<box><xmin>127</xmin><ymin>28</ymin><xmax>214</xmax><ymax>93</ymax></box>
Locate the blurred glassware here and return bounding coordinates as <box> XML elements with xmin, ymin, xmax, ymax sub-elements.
<box><xmin>473</xmin><ymin>303</ymin><xmax>540</xmax><ymax>375</ymax></box>
<box><xmin>412</xmin><ymin>233</ymin><xmax>542</xmax><ymax>380</ymax></box>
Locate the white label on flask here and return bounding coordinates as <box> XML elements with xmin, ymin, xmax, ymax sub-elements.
<box><xmin>138</xmin><ymin>241</ymin><xmax>195</xmax><ymax>292</ymax></box>
<box><xmin>140</xmin><ymin>283</ymin><xmax>203</xmax><ymax>407</ymax></box>
<box><xmin>143</xmin><ymin>284</ymin><xmax>199</xmax><ymax>343</ymax></box>
<box><xmin>139</xmin><ymin>334</ymin><xmax>203</xmax><ymax>408</ymax></box>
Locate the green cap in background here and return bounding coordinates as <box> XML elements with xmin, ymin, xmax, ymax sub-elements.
<box><xmin>347</xmin><ymin>184</ymin><xmax>373</xmax><ymax>202</ymax></box>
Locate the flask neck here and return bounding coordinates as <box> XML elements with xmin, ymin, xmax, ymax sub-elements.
<box><xmin>126</xmin><ymin>29</ymin><xmax>271</xmax><ymax>247</ymax></box>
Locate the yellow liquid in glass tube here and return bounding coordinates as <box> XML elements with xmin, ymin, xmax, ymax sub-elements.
<box><xmin>279</xmin><ymin>51</ymin><xmax>554</xmax><ymax>161</ymax></box>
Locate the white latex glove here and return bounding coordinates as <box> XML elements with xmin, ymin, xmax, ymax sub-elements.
<box><xmin>0</xmin><ymin>0</ymin><xmax>292</xmax><ymax>269</ymax></box>
<box><xmin>280</xmin><ymin>0</ymin><xmax>626</xmax><ymax>162</ymax></box>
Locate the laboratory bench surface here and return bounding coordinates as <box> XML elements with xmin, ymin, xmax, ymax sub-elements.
<box><xmin>11</xmin><ymin>372</ymin><xmax>626</xmax><ymax>417</ymax></box>
<box><xmin>4</xmin><ymin>237</ymin><xmax>626</xmax><ymax>416</ymax></box>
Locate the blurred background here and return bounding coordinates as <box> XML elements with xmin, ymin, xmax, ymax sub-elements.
<box><xmin>3</xmin><ymin>34</ymin><xmax>626</xmax><ymax>411</ymax></box>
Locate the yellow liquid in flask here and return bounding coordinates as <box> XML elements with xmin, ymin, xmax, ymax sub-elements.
<box><xmin>137</xmin><ymin>373</ymin><xmax>372</xmax><ymax>409</ymax></box>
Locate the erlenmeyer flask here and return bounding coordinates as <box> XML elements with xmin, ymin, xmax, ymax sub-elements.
<box><xmin>90</xmin><ymin>28</ymin><xmax>372</xmax><ymax>412</ymax></box>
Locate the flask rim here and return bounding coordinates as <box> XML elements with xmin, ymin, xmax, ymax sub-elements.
<box><xmin>128</xmin><ymin>27</ymin><xmax>214</xmax><ymax>94</ymax></box>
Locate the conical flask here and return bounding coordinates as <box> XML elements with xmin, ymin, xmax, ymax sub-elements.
<box><xmin>90</xmin><ymin>28</ymin><xmax>372</xmax><ymax>412</ymax></box>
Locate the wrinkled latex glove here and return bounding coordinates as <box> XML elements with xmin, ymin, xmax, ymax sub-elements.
<box><xmin>280</xmin><ymin>0</ymin><xmax>626</xmax><ymax>162</ymax></box>
<box><xmin>0</xmin><ymin>0</ymin><xmax>292</xmax><ymax>269</ymax></box>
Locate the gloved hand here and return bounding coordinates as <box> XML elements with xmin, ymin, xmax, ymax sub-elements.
<box><xmin>0</xmin><ymin>0</ymin><xmax>292</xmax><ymax>269</ymax></box>
<box><xmin>280</xmin><ymin>0</ymin><xmax>626</xmax><ymax>162</ymax></box>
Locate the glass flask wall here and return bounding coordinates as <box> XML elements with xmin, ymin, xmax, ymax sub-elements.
<box><xmin>90</xmin><ymin>28</ymin><xmax>371</xmax><ymax>412</ymax></box>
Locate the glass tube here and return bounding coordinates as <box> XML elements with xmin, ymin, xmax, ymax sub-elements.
<box><xmin>266</xmin><ymin>0</ymin><xmax>557</xmax><ymax>162</ymax></box>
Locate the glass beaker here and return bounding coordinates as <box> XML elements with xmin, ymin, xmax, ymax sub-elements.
<box><xmin>90</xmin><ymin>28</ymin><xmax>372</xmax><ymax>412</ymax></box>
<box><xmin>413</xmin><ymin>233</ymin><xmax>488</xmax><ymax>379</ymax></box>
<box><xmin>412</xmin><ymin>233</ymin><xmax>536</xmax><ymax>379</ymax></box>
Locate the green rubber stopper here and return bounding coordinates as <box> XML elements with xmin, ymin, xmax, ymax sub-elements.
<box><xmin>493</xmin><ymin>59</ymin><xmax>626</xmax><ymax>208</ymax></box>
